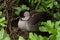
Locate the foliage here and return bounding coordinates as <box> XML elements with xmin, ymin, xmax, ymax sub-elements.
<box><xmin>28</xmin><ymin>0</ymin><xmax>40</xmax><ymax>7</ymax></box>
<box><xmin>54</xmin><ymin>12</ymin><xmax>60</xmax><ymax>20</ymax></box>
<box><xmin>37</xmin><ymin>0</ymin><xmax>60</xmax><ymax>12</ymax></box>
<box><xmin>39</xmin><ymin>20</ymin><xmax>58</xmax><ymax>34</ymax></box>
<box><xmin>0</xmin><ymin>28</ymin><xmax>4</xmax><ymax>40</ymax></box>
<box><xmin>15</xmin><ymin>0</ymin><xmax>60</xmax><ymax>14</ymax></box>
<box><xmin>39</xmin><ymin>20</ymin><xmax>55</xmax><ymax>34</ymax></box>
<box><xmin>0</xmin><ymin>0</ymin><xmax>60</xmax><ymax>40</ymax></box>
<box><xmin>0</xmin><ymin>11</ymin><xmax>11</xmax><ymax>40</ymax></box>
<box><xmin>28</xmin><ymin>33</ymin><xmax>48</xmax><ymax>40</ymax></box>
<box><xmin>0</xmin><ymin>11</ymin><xmax>2</xmax><ymax>15</ymax></box>
<box><xmin>0</xmin><ymin>17</ymin><xmax>7</xmax><ymax>27</ymax></box>
<box><xmin>4</xmin><ymin>34</ymin><xmax>11</xmax><ymax>40</ymax></box>
<box><xmin>0</xmin><ymin>11</ymin><xmax>7</xmax><ymax>27</ymax></box>
<box><xmin>15</xmin><ymin>0</ymin><xmax>60</xmax><ymax>40</ymax></box>
<box><xmin>18</xmin><ymin>32</ymin><xmax>48</xmax><ymax>40</ymax></box>
<box><xmin>39</xmin><ymin>20</ymin><xmax>60</xmax><ymax>40</ymax></box>
<box><xmin>0</xmin><ymin>28</ymin><xmax>11</xmax><ymax>40</ymax></box>
<box><xmin>19</xmin><ymin>20</ymin><xmax>60</xmax><ymax>40</ymax></box>
<box><xmin>28</xmin><ymin>0</ymin><xmax>60</xmax><ymax>12</ymax></box>
<box><xmin>16</xmin><ymin>0</ymin><xmax>20</xmax><ymax>4</ymax></box>
<box><xmin>18</xmin><ymin>36</ymin><xmax>25</xmax><ymax>40</ymax></box>
<box><xmin>15</xmin><ymin>5</ymin><xmax>30</xmax><ymax>15</ymax></box>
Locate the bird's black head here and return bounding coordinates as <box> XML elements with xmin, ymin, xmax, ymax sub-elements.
<box><xmin>19</xmin><ymin>10</ymin><xmax>30</xmax><ymax>18</ymax></box>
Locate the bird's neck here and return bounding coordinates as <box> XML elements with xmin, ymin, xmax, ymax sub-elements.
<box><xmin>21</xmin><ymin>16</ymin><xmax>30</xmax><ymax>21</ymax></box>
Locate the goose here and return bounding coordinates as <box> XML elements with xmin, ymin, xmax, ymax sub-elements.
<box><xmin>18</xmin><ymin>10</ymin><xmax>53</xmax><ymax>31</ymax></box>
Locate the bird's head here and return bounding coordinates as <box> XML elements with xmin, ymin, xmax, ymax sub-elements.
<box><xmin>19</xmin><ymin>10</ymin><xmax>30</xmax><ymax>20</ymax></box>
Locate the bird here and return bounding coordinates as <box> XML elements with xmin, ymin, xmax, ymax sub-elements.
<box><xmin>18</xmin><ymin>10</ymin><xmax>53</xmax><ymax>31</ymax></box>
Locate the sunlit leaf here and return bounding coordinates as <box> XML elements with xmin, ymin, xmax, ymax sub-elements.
<box><xmin>49</xmin><ymin>35</ymin><xmax>56</xmax><ymax>40</ymax></box>
<box><xmin>15</xmin><ymin>7</ymin><xmax>21</xmax><ymax>16</ymax></box>
<box><xmin>54</xmin><ymin>13</ymin><xmax>60</xmax><ymax>20</ymax></box>
<box><xmin>37</xmin><ymin>6</ymin><xmax>45</xmax><ymax>12</ymax></box>
<box><xmin>56</xmin><ymin>34</ymin><xmax>60</xmax><ymax>40</ymax></box>
<box><xmin>0</xmin><ymin>11</ymin><xmax>2</xmax><ymax>15</ymax></box>
<box><xmin>0</xmin><ymin>17</ymin><xmax>5</xmax><ymax>22</ymax></box>
<box><xmin>21</xmin><ymin>5</ymin><xmax>30</xmax><ymax>10</ymax></box>
<box><xmin>18</xmin><ymin>36</ymin><xmax>25</xmax><ymax>40</ymax></box>
<box><xmin>4</xmin><ymin>34</ymin><xmax>11</xmax><ymax>40</ymax></box>
<box><xmin>39</xmin><ymin>35</ymin><xmax>44</xmax><ymax>40</ymax></box>
<box><xmin>55</xmin><ymin>21</ymin><xmax>60</xmax><ymax>30</ymax></box>
<box><xmin>47</xmin><ymin>3</ymin><xmax>53</xmax><ymax>9</ymax></box>
<box><xmin>0</xmin><ymin>17</ymin><xmax>7</xmax><ymax>27</ymax></box>
<box><xmin>29</xmin><ymin>33</ymin><xmax>36</xmax><ymax>40</ymax></box>
<box><xmin>39</xmin><ymin>26</ymin><xmax>48</xmax><ymax>32</ymax></box>
<box><xmin>0</xmin><ymin>28</ymin><xmax>4</xmax><ymax>40</ymax></box>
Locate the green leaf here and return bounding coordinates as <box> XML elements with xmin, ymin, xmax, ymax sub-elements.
<box><xmin>4</xmin><ymin>34</ymin><xmax>11</xmax><ymax>40</ymax></box>
<box><xmin>0</xmin><ymin>23</ymin><xmax>6</xmax><ymax>27</ymax></box>
<box><xmin>15</xmin><ymin>7</ymin><xmax>21</xmax><ymax>16</ymax></box>
<box><xmin>34</xmin><ymin>0</ymin><xmax>38</xmax><ymax>3</ymax></box>
<box><xmin>43</xmin><ymin>37</ymin><xmax>48</xmax><ymax>40</ymax></box>
<box><xmin>39</xmin><ymin>26</ymin><xmax>48</xmax><ymax>32</ymax></box>
<box><xmin>0</xmin><ymin>28</ymin><xmax>4</xmax><ymax>40</ymax></box>
<box><xmin>47</xmin><ymin>3</ymin><xmax>53</xmax><ymax>9</ymax></box>
<box><xmin>54</xmin><ymin>1</ymin><xmax>60</xmax><ymax>8</ymax></box>
<box><xmin>29</xmin><ymin>0</ymin><xmax>31</xmax><ymax>3</ymax></box>
<box><xmin>57</xmin><ymin>30</ymin><xmax>60</xmax><ymax>34</ymax></box>
<box><xmin>29</xmin><ymin>32</ymin><xmax>41</xmax><ymax>40</ymax></box>
<box><xmin>39</xmin><ymin>35</ymin><xmax>44</xmax><ymax>40</ymax></box>
<box><xmin>29</xmin><ymin>33</ymin><xmax>36</xmax><ymax>40</ymax></box>
<box><xmin>54</xmin><ymin>13</ymin><xmax>60</xmax><ymax>20</ymax></box>
<box><xmin>0</xmin><ymin>11</ymin><xmax>2</xmax><ymax>15</ymax></box>
<box><xmin>21</xmin><ymin>5</ymin><xmax>30</xmax><ymax>10</ymax></box>
<box><xmin>40</xmin><ymin>20</ymin><xmax>55</xmax><ymax>34</ymax></box>
<box><xmin>18</xmin><ymin>36</ymin><xmax>25</xmax><ymax>40</ymax></box>
<box><xmin>0</xmin><ymin>17</ymin><xmax>7</xmax><ymax>27</ymax></box>
<box><xmin>54</xmin><ymin>1</ymin><xmax>58</xmax><ymax>6</ymax></box>
<box><xmin>15</xmin><ymin>5</ymin><xmax>30</xmax><ymax>16</ymax></box>
<box><xmin>50</xmin><ymin>29</ymin><xmax>57</xmax><ymax>35</ymax></box>
<box><xmin>56</xmin><ymin>34</ymin><xmax>60</xmax><ymax>40</ymax></box>
<box><xmin>16</xmin><ymin>0</ymin><xmax>20</xmax><ymax>4</ymax></box>
<box><xmin>55</xmin><ymin>21</ymin><xmax>60</xmax><ymax>30</ymax></box>
<box><xmin>37</xmin><ymin>6</ymin><xmax>45</xmax><ymax>12</ymax></box>
<box><xmin>47</xmin><ymin>20</ymin><xmax>54</xmax><ymax>29</ymax></box>
<box><xmin>34</xmin><ymin>34</ymin><xmax>39</xmax><ymax>40</ymax></box>
<box><xmin>29</xmin><ymin>32</ymin><xmax>48</xmax><ymax>40</ymax></box>
<box><xmin>49</xmin><ymin>35</ymin><xmax>56</xmax><ymax>40</ymax></box>
<box><xmin>0</xmin><ymin>17</ymin><xmax>6</xmax><ymax>23</ymax></box>
<box><xmin>45</xmin><ymin>1</ymin><xmax>51</xmax><ymax>5</ymax></box>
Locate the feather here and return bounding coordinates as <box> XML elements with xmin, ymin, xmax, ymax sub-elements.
<box><xmin>28</xmin><ymin>11</ymin><xmax>53</xmax><ymax>25</ymax></box>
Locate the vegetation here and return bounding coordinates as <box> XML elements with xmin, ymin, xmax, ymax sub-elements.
<box><xmin>0</xmin><ymin>11</ymin><xmax>10</xmax><ymax>40</ymax></box>
<box><xmin>0</xmin><ymin>0</ymin><xmax>60</xmax><ymax>40</ymax></box>
<box><xmin>15</xmin><ymin>5</ymin><xmax>30</xmax><ymax>15</ymax></box>
<box><xmin>19</xmin><ymin>21</ymin><xmax>60</xmax><ymax>40</ymax></box>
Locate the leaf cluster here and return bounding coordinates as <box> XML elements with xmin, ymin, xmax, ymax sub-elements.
<box><xmin>0</xmin><ymin>11</ymin><xmax>11</xmax><ymax>40</ymax></box>
<box><xmin>15</xmin><ymin>5</ymin><xmax>30</xmax><ymax>15</ymax></box>
<box><xmin>39</xmin><ymin>20</ymin><xmax>60</xmax><ymax>40</ymax></box>
<box><xmin>0</xmin><ymin>28</ymin><xmax>10</xmax><ymax>40</ymax></box>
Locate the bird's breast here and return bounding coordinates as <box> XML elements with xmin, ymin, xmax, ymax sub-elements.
<box><xmin>18</xmin><ymin>20</ymin><xmax>30</xmax><ymax>31</ymax></box>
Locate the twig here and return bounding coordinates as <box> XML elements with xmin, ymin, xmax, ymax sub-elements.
<box><xmin>4</xmin><ymin>0</ymin><xmax>12</xmax><ymax>35</ymax></box>
<box><xmin>35</xmin><ymin>0</ymin><xmax>41</xmax><ymax>10</ymax></box>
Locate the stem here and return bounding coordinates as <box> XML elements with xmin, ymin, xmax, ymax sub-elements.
<box><xmin>35</xmin><ymin>0</ymin><xmax>41</xmax><ymax>10</ymax></box>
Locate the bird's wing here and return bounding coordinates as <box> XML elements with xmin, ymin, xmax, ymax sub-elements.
<box><xmin>28</xmin><ymin>11</ymin><xmax>44</xmax><ymax>25</ymax></box>
<box><xmin>28</xmin><ymin>11</ymin><xmax>52</xmax><ymax>25</ymax></box>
